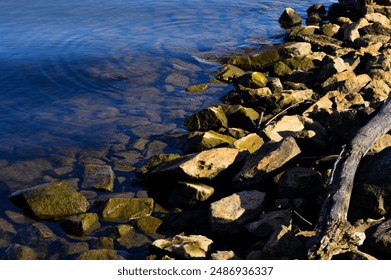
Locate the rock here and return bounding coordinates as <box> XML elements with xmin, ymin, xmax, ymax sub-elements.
<box><xmin>360</xmin><ymin>22</ymin><xmax>391</xmax><ymax>37</ymax></box>
<box><xmin>262</xmin><ymin>225</ymin><xmax>306</xmax><ymax>259</ymax></box>
<box><xmin>263</xmin><ymin>115</ymin><xmax>305</xmax><ymax>142</ymax></box>
<box><xmin>135</xmin><ymin>216</ymin><xmax>163</xmax><ymax>235</ymax></box>
<box><xmin>96</xmin><ymin>237</ymin><xmax>114</xmax><ymax>249</ymax></box>
<box><xmin>62</xmin><ymin>241</ymin><xmax>89</xmax><ymax>257</ymax></box>
<box><xmin>306</xmin><ymin>13</ymin><xmax>322</xmax><ymax>26</ymax></box>
<box><xmin>150</xmin><ymin>148</ymin><xmax>245</xmax><ymax>181</ymax></box>
<box><xmin>77</xmin><ymin>249</ymin><xmax>125</xmax><ymax>260</ymax></box>
<box><xmin>136</xmin><ymin>153</ymin><xmax>181</xmax><ymax>176</ymax></box>
<box><xmin>234</xmin><ymin>137</ymin><xmax>301</xmax><ymax>188</ymax></box>
<box><xmin>369</xmin><ymin>134</ymin><xmax>391</xmax><ymax>153</ymax></box>
<box><xmin>9</xmin><ymin>181</ymin><xmax>90</xmax><ymax>220</ymax></box>
<box><xmin>223</xmin><ymin>105</ymin><xmax>260</xmax><ymax>130</ymax></box>
<box><xmin>274</xmin><ymin>56</ymin><xmax>316</xmax><ymax>77</ymax></box>
<box><xmin>318</xmin><ymin>57</ymin><xmax>350</xmax><ymax>82</ymax></box>
<box><xmin>288</xmin><ymin>26</ymin><xmax>318</xmax><ymax>40</ymax></box>
<box><xmin>168</xmin><ymin>182</ymin><xmax>215</xmax><ymax>207</ymax></box>
<box><xmin>292</xmin><ymin>34</ymin><xmax>343</xmax><ymax>53</ymax></box>
<box><xmin>210</xmin><ymin>251</ymin><xmax>241</xmax><ymax>260</ymax></box>
<box><xmin>322</xmin><ymin>71</ymin><xmax>371</xmax><ymax>95</ymax></box>
<box><xmin>279</xmin><ymin>8</ymin><xmax>302</xmax><ymax>28</ymax></box>
<box><xmin>366</xmin><ymin>53</ymin><xmax>391</xmax><ymax>72</ymax></box>
<box><xmin>241</xmin><ymin>87</ymin><xmax>277</xmax><ymax>108</ymax></box>
<box><xmin>246</xmin><ymin>209</ymin><xmax>292</xmax><ymax>238</ymax></box>
<box><xmin>61</xmin><ymin>213</ymin><xmax>100</xmax><ymax>236</ymax></box>
<box><xmin>236</xmin><ymin>72</ymin><xmax>268</xmax><ymax>89</ymax></box>
<box><xmin>182</xmin><ymin>131</ymin><xmax>236</xmax><ymax>153</ymax></box>
<box><xmin>267</xmin><ymin>77</ymin><xmax>283</xmax><ymax>94</ymax></box>
<box><xmin>81</xmin><ymin>164</ymin><xmax>114</xmax><ymax>192</ymax></box>
<box><xmin>6</xmin><ymin>244</ymin><xmax>37</xmax><ymax>260</ymax></box>
<box><xmin>366</xmin><ymin>218</ymin><xmax>391</xmax><ymax>255</ymax></box>
<box><xmin>284</xmin><ymin>42</ymin><xmax>312</xmax><ymax>57</ymax></box>
<box><xmin>344</xmin><ymin>18</ymin><xmax>370</xmax><ymax>42</ymax></box>
<box><xmin>322</xmin><ymin>23</ymin><xmax>341</xmax><ymax>38</ymax></box>
<box><xmin>184</xmin><ymin>106</ymin><xmax>228</xmax><ymax>132</ymax></box>
<box><xmin>233</xmin><ymin>133</ymin><xmax>264</xmax><ymax>154</ymax></box>
<box><xmin>152</xmin><ymin>234</ymin><xmax>213</xmax><ymax>259</ymax></box>
<box><xmin>334</xmin><ymin>92</ymin><xmax>366</xmax><ymax>112</ymax></box>
<box><xmin>209</xmin><ymin>190</ymin><xmax>266</xmax><ymax>235</ymax></box>
<box><xmin>115</xmin><ymin>224</ymin><xmax>134</xmax><ymax>238</ymax></box>
<box><xmin>276</xmin><ymin>167</ymin><xmax>324</xmax><ymax>198</ymax></box>
<box><xmin>215</xmin><ymin>64</ymin><xmax>245</xmax><ymax>83</ymax></box>
<box><xmin>307</xmin><ymin>4</ymin><xmax>327</xmax><ymax>16</ymax></box>
<box><xmin>186</xmin><ymin>84</ymin><xmax>208</xmax><ymax>92</ymax></box>
<box><xmin>335</xmin><ymin>250</ymin><xmax>377</xmax><ymax>260</ymax></box>
<box><xmin>278</xmin><ymin>89</ymin><xmax>314</xmax><ymax>109</ymax></box>
<box><xmin>365</xmin><ymin>12</ymin><xmax>390</xmax><ymax>26</ymax></box>
<box><xmin>0</xmin><ymin>217</ymin><xmax>16</xmax><ymax>236</ymax></box>
<box><xmin>101</xmin><ymin>198</ymin><xmax>154</xmax><ymax>221</ymax></box>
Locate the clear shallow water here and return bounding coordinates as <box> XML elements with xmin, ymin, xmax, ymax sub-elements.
<box><xmin>0</xmin><ymin>0</ymin><xmax>335</xmax><ymax>258</ymax></box>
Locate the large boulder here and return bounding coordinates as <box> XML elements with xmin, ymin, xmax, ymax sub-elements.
<box><xmin>10</xmin><ymin>181</ymin><xmax>90</xmax><ymax>220</ymax></box>
<box><xmin>209</xmin><ymin>190</ymin><xmax>266</xmax><ymax>235</ymax></box>
<box><xmin>152</xmin><ymin>234</ymin><xmax>213</xmax><ymax>259</ymax></box>
<box><xmin>233</xmin><ymin>137</ymin><xmax>301</xmax><ymax>188</ymax></box>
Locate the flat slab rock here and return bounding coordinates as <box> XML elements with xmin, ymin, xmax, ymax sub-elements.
<box><xmin>209</xmin><ymin>190</ymin><xmax>266</xmax><ymax>235</ymax></box>
<box><xmin>101</xmin><ymin>197</ymin><xmax>154</xmax><ymax>221</ymax></box>
<box><xmin>9</xmin><ymin>181</ymin><xmax>90</xmax><ymax>220</ymax></box>
<box><xmin>81</xmin><ymin>164</ymin><xmax>114</xmax><ymax>192</ymax></box>
<box><xmin>152</xmin><ymin>234</ymin><xmax>213</xmax><ymax>259</ymax></box>
<box><xmin>233</xmin><ymin>136</ymin><xmax>301</xmax><ymax>188</ymax></box>
<box><xmin>150</xmin><ymin>147</ymin><xmax>245</xmax><ymax>180</ymax></box>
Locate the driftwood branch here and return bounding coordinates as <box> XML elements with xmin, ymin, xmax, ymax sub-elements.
<box><xmin>309</xmin><ymin>96</ymin><xmax>391</xmax><ymax>260</ymax></box>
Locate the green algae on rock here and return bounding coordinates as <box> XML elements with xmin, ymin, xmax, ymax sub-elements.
<box><xmin>101</xmin><ymin>197</ymin><xmax>154</xmax><ymax>221</ymax></box>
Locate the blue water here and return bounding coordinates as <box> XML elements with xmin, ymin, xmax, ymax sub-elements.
<box><xmin>0</xmin><ymin>0</ymin><xmax>335</xmax><ymax>259</ymax></box>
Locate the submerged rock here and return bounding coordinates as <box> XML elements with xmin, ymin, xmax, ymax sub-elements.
<box><xmin>101</xmin><ymin>197</ymin><xmax>154</xmax><ymax>221</ymax></box>
<box><xmin>9</xmin><ymin>181</ymin><xmax>90</xmax><ymax>220</ymax></box>
<box><xmin>152</xmin><ymin>234</ymin><xmax>213</xmax><ymax>259</ymax></box>
<box><xmin>5</xmin><ymin>244</ymin><xmax>37</xmax><ymax>260</ymax></box>
<box><xmin>209</xmin><ymin>190</ymin><xmax>266</xmax><ymax>235</ymax></box>
<box><xmin>81</xmin><ymin>164</ymin><xmax>114</xmax><ymax>192</ymax></box>
<box><xmin>77</xmin><ymin>249</ymin><xmax>125</xmax><ymax>260</ymax></box>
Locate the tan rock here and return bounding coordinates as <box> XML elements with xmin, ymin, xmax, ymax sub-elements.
<box><xmin>234</xmin><ymin>133</ymin><xmax>264</xmax><ymax>154</ymax></box>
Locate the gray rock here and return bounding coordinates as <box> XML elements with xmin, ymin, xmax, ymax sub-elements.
<box><xmin>209</xmin><ymin>190</ymin><xmax>266</xmax><ymax>235</ymax></box>
<box><xmin>168</xmin><ymin>181</ymin><xmax>215</xmax><ymax>207</ymax></box>
<box><xmin>184</xmin><ymin>106</ymin><xmax>228</xmax><ymax>132</ymax></box>
<box><xmin>152</xmin><ymin>234</ymin><xmax>213</xmax><ymax>259</ymax></box>
<box><xmin>306</xmin><ymin>13</ymin><xmax>322</xmax><ymax>26</ymax></box>
<box><xmin>234</xmin><ymin>137</ymin><xmax>301</xmax><ymax>188</ymax></box>
<box><xmin>246</xmin><ymin>209</ymin><xmax>292</xmax><ymax>238</ymax></box>
<box><xmin>101</xmin><ymin>197</ymin><xmax>154</xmax><ymax>221</ymax></box>
<box><xmin>77</xmin><ymin>249</ymin><xmax>125</xmax><ymax>260</ymax></box>
<box><xmin>292</xmin><ymin>34</ymin><xmax>342</xmax><ymax>53</ymax></box>
<box><xmin>9</xmin><ymin>181</ymin><xmax>90</xmax><ymax>220</ymax></box>
<box><xmin>151</xmin><ymin>147</ymin><xmax>245</xmax><ymax>180</ymax></box>
<box><xmin>262</xmin><ymin>225</ymin><xmax>306</xmax><ymax>259</ymax></box>
<box><xmin>61</xmin><ymin>213</ymin><xmax>100</xmax><ymax>236</ymax></box>
<box><xmin>284</xmin><ymin>42</ymin><xmax>312</xmax><ymax>57</ymax></box>
<box><xmin>81</xmin><ymin>164</ymin><xmax>114</xmax><ymax>192</ymax></box>
<box><xmin>276</xmin><ymin>167</ymin><xmax>324</xmax><ymax>198</ymax></box>
<box><xmin>279</xmin><ymin>8</ymin><xmax>302</xmax><ymax>28</ymax></box>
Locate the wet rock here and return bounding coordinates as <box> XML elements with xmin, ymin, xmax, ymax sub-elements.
<box><xmin>233</xmin><ymin>133</ymin><xmax>264</xmax><ymax>154</ymax></box>
<box><xmin>276</xmin><ymin>167</ymin><xmax>324</xmax><ymax>198</ymax></box>
<box><xmin>6</xmin><ymin>244</ymin><xmax>37</xmax><ymax>260</ymax></box>
<box><xmin>246</xmin><ymin>209</ymin><xmax>292</xmax><ymax>238</ymax></box>
<box><xmin>0</xmin><ymin>217</ymin><xmax>16</xmax><ymax>236</ymax></box>
<box><xmin>136</xmin><ymin>153</ymin><xmax>181</xmax><ymax>176</ymax></box>
<box><xmin>182</xmin><ymin>131</ymin><xmax>236</xmax><ymax>154</ymax></box>
<box><xmin>262</xmin><ymin>225</ymin><xmax>306</xmax><ymax>259</ymax></box>
<box><xmin>306</xmin><ymin>13</ymin><xmax>322</xmax><ymax>26</ymax></box>
<box><xmin>184</xmin><ymin>105</ymin><xmax>228</xmax><ymax>132</ymax></box>
<box><xmin>288</xmin><ymin>26</ymin><xmax>318</xmax><ymax>40</ymax></box>
<box><xmin>61</xmin><ymin>213</ymin><xmax>100</xmax><ymax>236</ymax></box>
<box><xmin>81</xmin><ymin>164</ymin><xmax>114</xmax><ymax>192</ymax></box>
<box><xmin>115</xmin><ymin>225</ymin><xmax>150</xmax><ymax>249</ymax></box>
<box><xmin>215</xmin><ymin>64</ymin><xmax>245</xmax><ymax>83</ymax></box>
<box><xmin>152</xmin><ymin>234</ymin><xmax>213</xmax><ymax>259</ymax></box>
<box><xmin>209</xmin><ymin>190</ymin><xmax>266</xmax><ymax>235</ymax></box>
<box><xmin>168</xmin><ymin>182</ymin><xmax>214</xmax><ymax>207</ymax></box>
<box><xmin>101</xmin><ymin>198</ymin><xmax>154</xmax><ymax>221</ymax></box>
<box><xmin>234</xmin><ymin>137</ymin><xmax>301</xmax><ymax>188</ymax></box>
<box><xmin>186</xmin><ymin>84</ymin><xmax>208</xmax><ymax>92</ymax></box>
<box><xmin>135</xmin><ymin>216</ymin><xmax>163</xmax><ymax>235</ymax></box>
<box><xmin>273</xmin><ymin>56</ymin><xmax>316</xmax><ymax>77</ymax></box>
<box><xmin>236</xmin><ymin>72</ymin><xmax>268</xmax><ymax>90</ymax></box>
<box><xmin>150</xmin><ymin>148</ymin><xmax>245</xmax><ymax>181</ymax></box>
<box><xmin>33</xmin><ymin>222</ymin><xmax>55</xmax><ymax>239</ymax></box>
<box><xmin>61</xmin><ymin>240</ymin><xmax>89</xmax><ymax>257</ymax></box>
<box><xmin>263</xmin><ymin>115</ymin><xmax>305</xmax><ymax>142</ymax></box>
<box><xmin>366</xmin><ymin>218</ymin><xmax>391</xmax><ymax>255</ymax></box>
<box><xmin>77</xmin><ymin>249</ymin><xmax>125</xmax><ymax>260</ymax></box>
<box><xmin>115</xmin><ymin>224</ymin><xmax>134</xmax><ymax>238</ymax></box>
<box><xmin>10</xmin><ymin>181</ymin><xmax>89</xmax><ymax>220</ymax></box>
<box><xmin>210</xmin><ymin>251</ymin><xmax>241</xmax><ymax>260</ymax></box>
<box><xmin>96</xmin><ymin>237</ymin><xmax>114</xmax><ymax>249</ymax></box>
<box><xmin>279</xmin><ymin>8</ymin><xmax>302</xmax><ymax>28</ymax></box>
<box><xmin>223</xmin><ymin>105</ymin><xmax>260</xmax><ymax>130</ymax></box>
<box><xmin>292</xmin><ymin>34</ymin><xmax>343</xmax><ymax>53</ymax></box>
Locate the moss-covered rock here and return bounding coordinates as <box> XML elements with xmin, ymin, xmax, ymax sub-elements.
<box><xmin>235</xmin><ymin>72</ymin><xmax>268</xmax><ymax>90</ymax></box>
<box><xmin>101</xmin><ymin>197</ymin><xmax>154</xmax><ymax>221</ymax></box>
<box><xmin>136</xmin><ymin>216</ymin><xmax>163</xmax><ymax>235</ymax></box>
<box><xmin>184</xmin><ymin>106</ymin><xmax>228</xmax><ymax>132</ymax></box>
<box><xmin>223</xmin><ymin>105</ymin><xmax>260</xmax><ymax>130</ymax></box>
<box><xmin>136</xmin><ymin>153</ymin><xmax>181</xmax><ymax>176</ymax></box>
<box><xmin>61</xmin><ymin>213</ymin><xmax>100</xmax><ymax>236</ymax></box>
<box><xmin>185</xmin><ymin>84</ymin><xmax>209</xmax><ymax>92</ymax></box>
<box><xmin>233</xmin><ymin>133</ymin><xmax>264</xmax><ymax>154</ymax></box>
<box><xmin>215</xmin><ymin>64</ymin><xmax>245</xmax><ymax>83</ymax></box>
<box><xmin>81</xmin><ymin>164</ymin><xmax>114</xmax><ymax>192</ymax></box>
<box><xmin>10</xmin><ymin>181</ymin><xmax>90</xmax><ymax>220</ymax></box>
<box><xmin>273</xmin><ymin>56</ymin><xmax>316</xmax><ymax>77</ymax></box>
<box><xmin>182</xmin><ymin>130</ymin><xmax>236</xmax><ymax>153</ymax></box>
<box><xmin>6</xmin><ymin>244</ymin><xmax>37</xmax><ymax>260</ymax></box>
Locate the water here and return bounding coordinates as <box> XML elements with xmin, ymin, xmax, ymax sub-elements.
<box><xmin>0</xmin><ymin>0</ymin><xmax>335</xmax><ymax>259</ymax></box>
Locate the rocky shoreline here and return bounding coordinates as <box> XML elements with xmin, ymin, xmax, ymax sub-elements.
<box><xmin>2</xmin><ymin>0</ymin><xmax>391</xmax><ymax>260</ymax></box>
